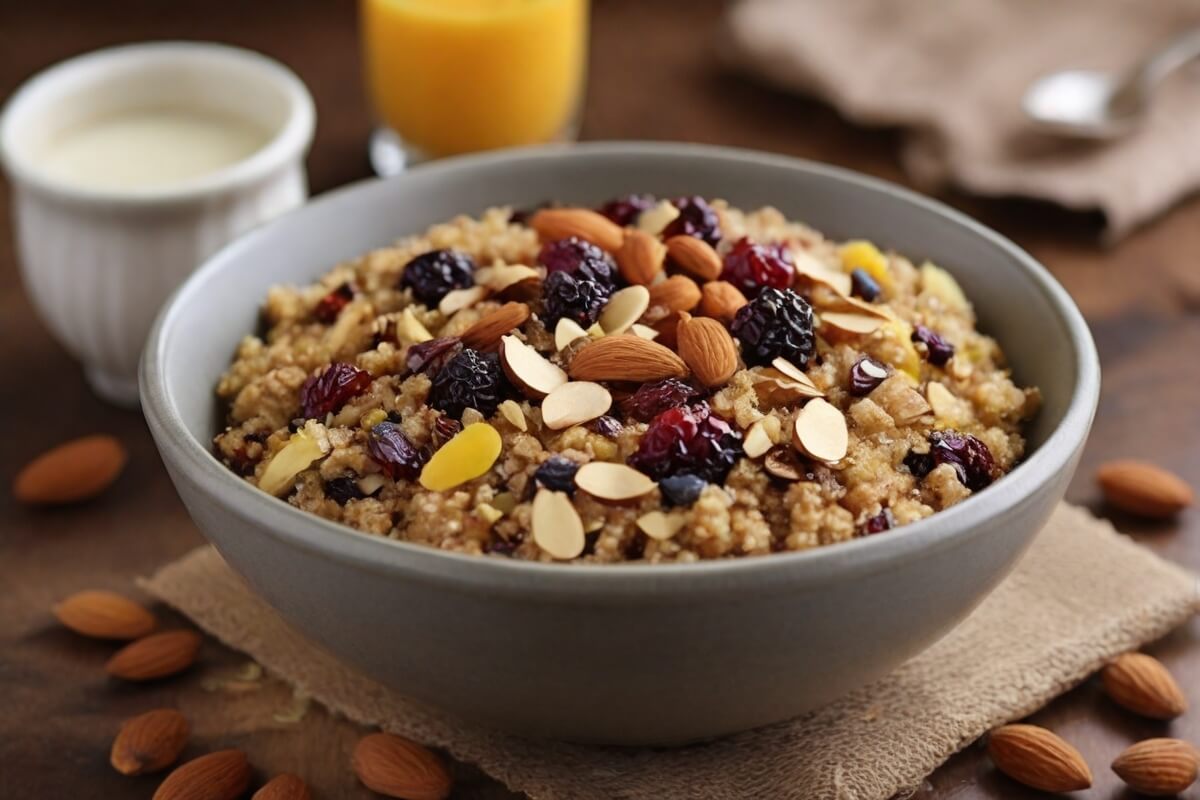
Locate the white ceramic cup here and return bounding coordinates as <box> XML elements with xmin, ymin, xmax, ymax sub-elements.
<box><xmin>0</xmin><ymin>42</ymin><xmax>315</xmax><ymax>406</ymax></box>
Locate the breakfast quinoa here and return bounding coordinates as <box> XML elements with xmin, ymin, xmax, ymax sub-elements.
<box><xmin>213</xmin><ymin>196</ymin><xmax>1039</xmax><ymax>563</ymax></box>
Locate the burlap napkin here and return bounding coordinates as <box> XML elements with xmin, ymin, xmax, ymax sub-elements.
<box><xmin>726</xmin><ymin>0</ymin><xmax>1200</xmax><ymax>239</ymax></box>
<box><xmin>141</xmin><ymin>504</ymin><xmax>1197</xmax><ymax>800</ymax></box>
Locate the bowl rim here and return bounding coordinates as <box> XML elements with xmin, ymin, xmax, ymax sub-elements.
<box><xmin>141</xmin><ymin>141</ymin><xmax>1099</xmax><ymax>598</ymax></box>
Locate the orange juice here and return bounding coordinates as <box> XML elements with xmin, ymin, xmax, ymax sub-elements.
<box><xmin>360</xmin><ymin>0</ymin><xmax>588</xmax><ymax>159</ymax></box>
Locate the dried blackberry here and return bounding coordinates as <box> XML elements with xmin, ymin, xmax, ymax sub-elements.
<box><xmin>325</xmin><ymin>476</ymin><xmax>364</xmax><ymax>505</ymax></box>
<box><xmin>541</xmin><ymin>270</ymin><xmax>613</xmax><ymax>328</ymax></box>
<box><xmin>659</xmin><ymin>473</ymin><xmax>706</xmax><ymax>507</ymax></box>
<box><xmin>627</xmin><ymin>403</ymin><xmax>743</xmax><ymax>483</ymax></box>
<box><xmin>662</xmin><ymin>196</ymin><xmax>721</xmax><ymax>246</ymax></box>
<box><xmin>911</xmin><ymin>324</ymin><xmax>954</xmax><ymax>366</ymax></box>
<box><xmin>597</xmin><ymin>193</ymin><xmax>656</xmax><ymax>226</ymax></box>
<box><xmin>538</xmin><ymin>237</ymin><xmax>617</xmax><ymax>286</ymax></box>
<box><xmin>399</xmin><ymin>249</ymin><xmax>475</xmax><ymax>306</ymax></box>
<box><xmin>299</xmin><ymin>363</ymin><xmax>372</xmax><ymax>419</ymax></box>
<box><xmin>719</xmin><ymin>237</ymin><xmax>794</xmax><ymax>297</ymax></box>
<box><xmin>428</xmin><ymin>348</ymin><xmax>507</xmax><ymax>418</ymax></box>
<box><xmin>729</xmin><ymin>287</ymin><xmax>816</xmax><ymax>367</ymax></box>
<box><xmin>366</xmin><ymin>421</ymin><xmax>426</xmax><ymax>481</ymax></box>
<box><xmin>620</xmin><ymin>378</ymin><xmax>703</xmax><ymax>422</ymax></box>
<box><xmin>533</xmin><ymin>455</ymin><xmax>579</xmax><ymax>496</ymax></box>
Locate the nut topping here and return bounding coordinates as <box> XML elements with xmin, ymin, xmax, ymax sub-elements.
<box><xmin>532</xmin><ymin>489</ymin><xmax>586</xmax><ymax>559</ymax></box>
<box><xmin>499</xmin><ymin>335</ymin><xmax>569</xmax><ymax>398</ymax></box>
<box><xmin>574</xmin><ymin>462</ymin><xmax>657</xmax><ymax>501</ymax></box>
<box><xmin>541</xmin><ymin>381</ymin><xmax>613</xmax><ymax>430</ymax></box>
<box><xmin>792</xmin><ymin>398</ymin><xmax>848</xmax><ymax>463</ymax></box>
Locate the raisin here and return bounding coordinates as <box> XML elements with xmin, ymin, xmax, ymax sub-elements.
<box><xmin>929</xmin><ymin>430</ymin><xmax>997</xmax><ymax>490</ymax></box>
<box><xmin>719</xmin><ymin>237</ymin><xmax>794</xmax><ymax>297</ymax></box>
<box><xmin>848</xmin><ymin>356</ymin><xmax>889</xmax><ymax>396</ymax></box>
<box><xmin>405</xmin><ymin>336</ymin><xmax>463</xmax><ymax>377</ymax></box>
<box><xmin>313</xmin><ymin>282</ymin><xmax>354</xmax><ymax>323</ymax></box>
<box><xmin>325</xmin><ymin>476</ymin><xmax>364</xmax><ymax>505</ymax></box>
<box><xmin>533</xmin><ymin>455</ymin><xmax>579</xmax><ymax>496</ymax></box>
<box><xmin>366</xmin><ymin>421</ymin><xmax>425</xmax><ymax>481</ymax></box>
<box><xmin>587</xmin><ymin>415</ymin><xmax>622</xmax><ymax>439</ymax></box>
<box><xmin>659</xmin><ymin>473</ymin><xmax>706</xmax><ymax>507</ymax></box>
<box><xmin>399</xmin><ymin>249</ymin><xmax>475</xmax><ymax>306</ymax></box>
<box><xmin>431</xmin><ymin>414</ymin><xmax>462</xmax><ymax>448</ymax></box>
<box><xmin>428</xmin><ymin>348</ymin><xmax>508</xmax><ymax>418</ymax></box>
<box><xmin>538</xmin><ymin>237</ymin><xmax>617</xmax><ymax>286</ymax></box>
<box><xmin>861</xmin><ymin>508</ymin><xmax>895</xmax><ymax>535</ymax></box>
<box><xmin>597</xmin><ymin>193</ymin><xmax>656</xmax><ymax>226</ymax></box>
<box><xmin>729</xmin><ymin>287</ymin><xmax>816</xmax><ymax>367</ymax></box>
<box><xmin>299</xmin><ymin>363</ymin><xmax>372</xmax><ymax>419</ymax></box>
<box><xmin>619</xmin><ymin>378</ymin><xmax>703</xmax><ymax>423</ymax></box>
<box><xmin>911</xmin><ymin>324</ymin><xmax>954</xmax><ymax>366</ymax></box>
<box><xmin>661</xmin><ymin>196</ymin><xmax>721</xmax><ymax>246</ymax></box>
<box><xmin>627</xmin><ymin>403</ymin><xmax>743</xmax><ymax>483</ymax></box>
<box><xmin>541</xmin><ymin>270</ymin><xmax>612</xmax><ymax>328</ymax></box>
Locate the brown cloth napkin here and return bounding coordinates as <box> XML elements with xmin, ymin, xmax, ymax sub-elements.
<box><xmin>726</xmin><ymin>0</ymin><xmax>1200</xmax><ymax>239</ymax></box>
<box><xmin>142</xmin><ymin>504</ymin><xmax>1198</xmax><ymax>800</ymax></box>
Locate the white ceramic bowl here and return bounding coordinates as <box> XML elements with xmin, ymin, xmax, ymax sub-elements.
<box><xmin>1</xmin><ymin>42</ymin><xmax>315</xmax><ymax>406</ymax></box>
<box><xmin>142</xmin><ymin>143</ymin><xmax>1099</xmax><ymax>745</ymax></box>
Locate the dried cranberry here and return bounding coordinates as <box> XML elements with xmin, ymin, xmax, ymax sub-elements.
<box><xmin>587</xmin><ymin>415</ymin><xmax>622</xmax><ymax>439</ymax></box>
<box><xmin>313</xmin><ymin>282</ymin><xmax>354</xmax><ymax>323</ymax></box>
<box><xmin>862</xmin><ymin>508</ymin><xmax>895</xmax><ymax>535</ymax></box>
<box><xmin>661</xmin><ymin>196</ymin><xmax>721</xmax><ymax>246</ymax></box>
<box><xmin>538</xmin><ymin>237</ymin><xmax>617</xmax><ymax>286</ymax></box>
<box><xmin>300</xmin><ymin>363</ymin><xmax>372</xmax><ymax>419</ymax></box>
<box><xmin>533</xmin><ymin>455</ymin><xmax>579</xmax><ymax>496</ymax></box>
<box><xmin>719</xmin><ymin>238</ymin><xmax>795</xmax><ymax>297</ymax></box>
<box><xmin>431</xmin><ymin>415</ymin><xmax>462</xmax><ymax>448</ymax></box>
<box><xmin>628</xmin><ymin>403</ymin><xmax>743</xmax><ymax>483</ymax></box>
<box><xmin>406</xmin><ymin>336</ymin><xmax>463</xmax><ymax>377</ymax></box>
<box><xmin>659</xmin><ymin>473</ymin><xmax>706</xmax><ymax>507</ymax></box>
<box><xmin>367</xmin><ymin>421</ymin><xmax>426</xmax><ymax>481</ymax></box>
<box><xmin>325</xmin><ymin>476</ymin><xmax>364</xmax><ymax>505</ymax></box>
<box><xmin>429</xmin><ymin>348</ymin><xmax>508</xmax><ymax>418</ymax></box>
<box><xmin>730</xmin><ymin>287</ymin><xmax>816</xmax><ymax>367</ymax></box>
<box><xmin>620</xmin><ymin>378</ymin><xmax>703</xmax><ymax>422</ymax></box>
<box><xmin>597</xmin><ymin>193</ymin><xmax>656</xmax><ymax>226</ymax></box>
<box><xmin>928</xmin><ymin>430</ymin><xmax>997</xmax><ymax>491</ymax></box>
<box><xmin>848</xmin><ymin>356</ymin><xmax>889</xmax><ymax>396</ymax></box>
<box><xmin>849</xmin><ymin>269</ymin><xmax>881</xmax><ymax>302</ymax></box>
<box><xmin>399</xmin><ymin>249</ymin><xmax>475</xmax><ymax>306</ymax></box>
<box><xmin>541</xmin><ymin>270</ymin><xmax>613</xmax><ymax>327</ymax></box>
<box><xmin>911</xmin><ymin>324</ymin><xmax>955</xmax><ymax>366</ymax></box>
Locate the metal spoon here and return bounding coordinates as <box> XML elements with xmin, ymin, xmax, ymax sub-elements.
<box><xmin>1023</xmin><ymin>28</ymin><xmax>1200</xmax><ymax>139</ymax></box>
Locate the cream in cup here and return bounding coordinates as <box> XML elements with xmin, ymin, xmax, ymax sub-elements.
<box><xmin>0</xmin><ymin>42</ymin><xmax>315</xmax><ymax>406</ymax></box>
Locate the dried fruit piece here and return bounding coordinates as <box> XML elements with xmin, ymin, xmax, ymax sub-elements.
<box><xmin>676</xmin><ymin>314</ymin><xmax>738</xmax><ymax>388</ymax></box>
<box><xmin>849</xmin><ymin>269</ymin><xmax>881</xmax><ymax>302</ymax></box>
<box><xmin>542</xmin><ymin>269</ymin><xmax>613</xmax><ymax>328</ymax></box>
<box><xmin>720</xmin><ymin>237</ymin><xmax>795</xmax><ymax>297</ymax></box>
<box><xmin>628</xmin><ymin>403</ymin><xmax>743</xmax><ymax>483</ymax></box>
<box><xmin>792</xmin><ymin>398</ymin><xmax>848</xmax><ymax>463</ymax></box>
<box><xmin>313</xmin><ymin>282</ymin><xmax>354</xmax><ymax>323</ymax></box>
<box><xmin>259</xmin><ymin>429</ymin><xmax>329</xmax><ymax>497</ymax></box>
<box><xmin>588</xmin><ymin>415</ymin><xmax>622</xmax><ymax>439</ymax></box>
<box><xmin>861</xmin><ymin>508</ymin><xmax>895</xmax><ymax>535</ymax></box>
<box><xmin>920</xmin><ymin>261</ymin><xmax>970</xmax><ymax>313</ymax></box>
<box><xmin>400</xmin><ymin>249</ymin><xmax>475</xmax><ymax>306</ymax></box>
<box><xmin>1111</xmin><ymin>738</ymin><xmax>1198</xmax><ymax>796</ymax></box>
<box><xmin>554</xmin><ymin>317</ymin><xmax>590</xmax><ymax>351</ymax></box>
<box><xmin>419</xmin><ymin>422</ymin><xmax>502</xmax><ymax>491</ymax></box>
<box><xmin>928</xmin><ymin>430</ymin><xmax>997</xmax><ymax>490</ymax></box>
<box><xmin>533</xmin><ymin>455</ymin><xmax>580</xmax><ymax>495</ymax></box>
<box><xmin>325</xmin><ymin>476</ymin><xmax>364</xmax><ymax>505</ymax></box>
<box><xmin>460</xmin><ymin>302</ymin><xmax>530</xmax><ymax>351</ymax></box>
<box><xmin>300</xmin><ymin>363</ymin><xmax>372</xmax><ymax>419</ymax></box>
<box><xmin>13</xmin><ymin>434</ymin><xmax>127</xmax><ymax>506</ymax></box>
<box><xmin>839</xmin><ymin>240</ymin><xmax>894</xmax><ymax>297</ymax></box>
<box><xmin>538</xmin><ymin>236</ymin><xmax>617</xmax><ymax>285</ymax></box>
<box><xmin>597</xmin><ymin>193</ymin><xmax>656</xmax><ymax>226</ymax></box>
<box><xmin>367</xmin><ymin>422</ymin><xmax>426</xmax><ymax>481</ymax></box>
<box><xmin>541</xmin><ymin>381</ymin><xmax>613</xmax><ymax>430</ymax></box>
<box><xmin>54</xmin><ymin>590</ymin><xmax>156</xmax><ymax>640</ymax></box>
<box><xmin>154</xmin><ymin>749</ymin><xmax>252</xmax><ymax>800</ymax></box>
<box><xmin>665</xmin><ymin>235</ymin><xmax>722</xmax><ymax>282</ymax></box>
<box><xmin>637</xmin><ymin>510</ymin><xmax>688</xmax><ymax>541</ymax></box>
<box><xmin>405</xmin><ymin>336</ymin><xmax>462</xmax><ymax>377</ymax></box>
<box><xmin>575</xmin><ymin>462</ymin><xmax>657</xmax><ymax>501</ymax></box>
<box><xmin>599</xmin><ymin>285</ymin><xmax>651</xmax><ymax>334</ymax></box>
<box><xmin>253</xmin><ymin>774</ymin><xmax>312</xmax><ymax>800</ymax></box>
<box><xmin>659</xmin><ymin>474</ymin><xmax>706</xmax><ymax>506</ymax></box>
<box><xmin>848</xmin><ymin>357</ymin><xmax>889</xmax><ymax>396</ymax></box>
<box><xmin>106</xmin><ymin>630</ymin><xmax>203</xmax><ymax>681</ymax></box>
<box><xmin>532</xmin><ymin>489</ymin><xmax>586</xmax><ymax>559</ymax></box>
<box><xmin>569</xmin><ymin>335</ymin><xmax>688</xmax><ymax>382</ymax></box>
<box><xmin>986</xmin><ymin>724</ymin><xmax>1092</xmax><ymax>793</ymax></box>
<box><xmin>648</xmin><ymin>274</ymin><xmax>702</xmax><ymax>314</ymax></box>
<box><xmin>616</xmin><ymin>229</ymin><xmax>667</xmax><ymax>286</ymax></box>
<box><xmin>1096</xmin><ymin>460</ymin><xmax>1194</xmax><ymax>519</ymax></box>
<box><xmin>111</xmin><ymin>708</ymin><xmax>189</xmax><ymax>776</ymax></box>
<box><xmin>1100</xmin><ymin>652</ymin><xmax>1188</xmax><ymax>719</ymax></box>
<box><xmin>661</xmin><ymin>196</ymin><xmax>721</xmax><ymax>246</ymax></box>
<box><xmin>911</xmin><ymin>324</ymin><xmax>955</xmax><ymax>365</ymax></box>
<box><xmin>499</xmin><ymin>335</ymin><xmax>568</xmax><ymax>399</ymax></box>
<box><xmin>352</xmin><ymin>733</ymin><xmax>452</xmax><ymax>800</ymax></box>
<box><xmin>730</xmin><ymin>287</ymin><xmax>816</xmax><ymax>368</ymax></box>
<box><xmin>699</xmin><ymin>280</ymin><xmax>748</xmax><ymax>323</ymax></box>
<box><xmin>620</xmin><ymin>377</ymin><xmax>703</xmax><ymax>422</ymax></box>
<box><xmin>429</xmin><ymin>348</ymin><xmax>508</xmax><ymax>417</ymax></box>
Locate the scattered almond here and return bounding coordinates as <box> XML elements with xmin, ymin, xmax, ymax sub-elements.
<box><xmin>630</xmin><ymin>323</ymin><xmax>660</xmax><ymax>340</ymax></box>
<box><xmin>647</xmin><ymin>274</ymin><xmax>702</xmax><ymax>313</ymax></box>
<box><xmin>599</xmin><ymin>285</ymin><xmax>651</xmax><ymax>334</ymax></box>
<box><xmin>743</xmin><ymin>420</ymin><xmax>774</xmax><ymax>459</ymax></box>
<box><xmin>699</xmin><ymin>280</ymin><xmax>748</xmax><ymax>323</ymax></box>
<box><xmin>529</xmin><ymin>208</ymin><xmax>623</xmax><ymax>253</ymax></box>
<box><xmin>259</xmin><ymin>429</ymin><xmax>329</xmax><ymax>497</ymax></box>
<box><xmin>616</xmin><ymin>229</ymin><xmax>667</xmax><ymax>285</ymax></box>
<box><xmin>1111</xmin><ymin>738</ymin><xmax>1199</xmax><ymax>796</ymax></box>
<box><xmin>676</xmin><ymin>314</ymin><xmax>738</xmax><ymax>388</ymax></box>
<box><xmin>499</xmin><ymin>335</ymin><xmax>568</xmax><ymax>398</ymax></box>
<box><xmin>541</xmin><ymin>381</ymin><xmax>613</xmax><ymax>430</ymax></box>
<box><xmin>497</xmin><ymin>400</ymin><xmax>528</xmax><ymax>432</ymax></box>
<box><xmin>925</xmin><ymin>381</ymin><xmax>959</xmax><ymax>420</ymax></box>
<box><xmin>820</xmin><ymin>311</ymin><xmax>886</xmax><ymax>338</ymax></box>
<box><xmin>460</xmin><ymin>302</ymin><xmax>530</xmax><ymax>351</ymax></box>
<box><xmin>637</xmin><ymin>510</ymin><xmax>688</xmax><ymax>541</ymax></box>
<box><xmin>636</xmin><ymin>199</ymin><xmax>680</xmax><ymax>235</ymax></box>
<box><xmin>352</xmin><ymin>733</ymin><xmax>452</xmax><ymax>800</ymax></box>
<box><xmin>554</xmin><ymin>317</ymin><xmax>590</xmax><ymax>351</ymax></box>
<box><xmin>574</xmin><ymin>462</ymin><xmax>657</xmax><ymax>502</ymax></box>
<box><xmin>665</xmin><ymin>235</ymin><xmax>722</xmax><ymax>282</ymax></box>
<box><xmin>1096</xmin><ymin>460</ymin><xmax>1194</xmax><ymax>519</ymax></box>
<box><xmin>475</xmin><ymin>263</ymin><xmax>539</xmax><ymax>294</ymax></box>
<box><xmin>253</xmin><ymin>774</ymin><xmax>312</xmax><ymax>800</ymax></box>
<box><xmin>1100</xmin><ymin>652</ymin><xmax>1188</xmax><ymax>719</ymax></box>
<box><xmin>419</xmin><ymin>422</ymin><xmax>502</xmax><ymax>491</ymax></box>
<box><xmin>53</xmin><ymin>590</ymin><xmax>156</xmax><ymax>640</ymax></box>
<box><xmin>532</xmin><ymin>489</ymin><xmax>586</xmax><ymax>559</ymax></box>
<box><xmin>770</xmin><ymin>357</ymin><xmax>820</xmax><ymax>392</ymax></box>
<box><xmin>793</xmin><ymin>251</ymin><xmax>853</xmax><ymax>296</ymax></box>
<box><xmin>437</xmin><ymin>284</ymin><xmax>487</xmax><ymax>316</ymax></box>
<box><xmin>110</xmin><ymin>708</ymin><xmax>189</xmax><ymax>776</ymax></box>
<box><xmin>153</xmin><ymin>749</ymin><xmax>251</xmax><ymax>800</ymax></box>
<box><xmin>792</xmin><ymin>398</ymin><xmax>849</xmax><ymax>463</ymax></box>
<box><xmin>986</xmin><ymin>724</ymin><xmax>1092</xmax><ymax>793</ymax></box>
<box><xmin>13</xmin><ymin>434</ymin><xmax>127</xmax><ymax>506</ymax></box>
<box><xmin>569</xmin><ymin>335</ymin><xmax>688</xmax><ymax>383</ymax></box>
<box><xmin>107</xmin><ymin>630</ymin><xmax>203</xmax><ymax>681</ymax></box>
<box><xmin>394</xmin><ymin>308</ymin><xmax>433</xmax><ymax>344</ymax></box>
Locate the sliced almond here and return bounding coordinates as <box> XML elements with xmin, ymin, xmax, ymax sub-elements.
<box><xmin>676</xmin><ymin>314</ymin><xmax>738</xmax><ymax>388</ymax></box>
<box><xmin>792</xmin><ymin>398</ymin><xmax>848</xmax><ymax>463</ymax></box>
<box><xmin>574</xmin><ymin>462</ymin><xmax>657</xmax><ymax>501</ymax></box>
<box><xmin>793</xmin><ymin>251</ymin><xmax>853</xmax><ymax>296</ymax></box>
<box><xmin>820</xmin><ymin>311</ymin><xmax>886</xmax><ymax>338</ymax></box>
<box><xmin>586</xmin><ymin>322</ymin><xmax>605</xmax><ymax>338</ymax></box>
<box><xmin>647</xmin><ymin>274</ymin><xmax>702</xmax><ymax>313</ymax></box>
<box><xmin>637</xmin><ymin>510</ymin><xmax>688</xmax><ymax>541</ymax></box>
<box><xmin>599</xmin><ymin>285</ymin><xmax>651</xmax><ymax>334</ymax></box>
<box><xmin>497</xmin><ymin>399</ymin><xmax>528</xmax><ymax>431</ymax></box>
<box><xmin>616</xmin><ymin>230</ymin><xmax>666</xmax><ymax>286</ymax></box>
<box><xmin>499</xmin><ymin>335</ymin><xmax>568</xmax><ymax>398</ymax></box>
<box><xmin>749</xmin><ymin>367</ymin><xmax>824</xmax><ymax>405</ymax></box>
<box><xmin>475</xmin><ymin>263</ymin><xmax>539</xmax><ymax>293</ymax></box>
<box><xmin>395</xmin><ymin>308</ymin><xmax>434</xmax><ymax>344</ymax></box>
<box><xmin>259</xmin><ymin>430</ymin><xmax>329</xmax><ymax>497</ymax></box>
<box><xmin>637</xmin><ymin>199</ymin><xmax>680</xmax><ymax>235</ymax></box>
<box><xmin>541</xmin><ymin>381</ymin><xmax>613</xmax><ymax>430</ymax></box>
<box><xmin>770</xmin><ymin>357</ymin><xmax>820</xmax><ymax>391</ymax></box>
<box><xmin>665</xmin><ymin>235</ymin><xmax>722</xmax><ymax>282</ymax></box>
<box><xmin>357</xmin><ymin>473</ymin><xmax>386</xmax><ymax>496</ymax></box>
<box><xmin>925</xmin><ymin>381</ymin><xmax>959</xmax><ymax>420</ymax></box>
<box><xmin>743</xmin><ymin>419</ymin><xmax>774</xmax><ymax>459</ymax></box>
<box><xmin>569</xmin><ymin>335</ymin><xmax>688</xmax><ymax>382</ymax></box>
<box><xmin>554</xmin><ymin>317</ymin><xmax>590</xmax><ymax>351</ymax></box>
<box><xmin>532</xmin><ymin>489</ymin><xmax>586</xmax><ymax>559</ymax></box>
<box><xmin>529</xmin><ymin>207</ymin><xmax>624</xmax><ymax>252</ymax></box>
<box><xmin>437</xmin><ymin>285</ymin><xmax>488</xmax><ymax>316</ymax></box>
<box><xmin>630</xmin><ymin>323</ymin><xmax>660</xmax><ymax>340</ymax></box>
<box><xmin>460</xmin><ymin>302</ymin><xmax>530</xmax><ymax>351</ymax></box>
<box><xmin>821</xmin><ymin>293</ymin><xmax>893</xmax><ymax>320</ymax></box>
<box><xmin>699</xmin><ymin>280</ymin><xmax>748</xmax><ymax>323</ymax></box>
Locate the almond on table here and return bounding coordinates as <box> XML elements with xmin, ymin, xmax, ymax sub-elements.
<box><xmin>13</xmin><ymin>434</ymin><xmax>127</xmax><ymax>506</ymax></box>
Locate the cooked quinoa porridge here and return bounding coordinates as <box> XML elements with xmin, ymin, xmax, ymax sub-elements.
<box><xmin>214</xmin><ymin>195</ymin><xmax>1039</xmax><ymax>563</ymax></box>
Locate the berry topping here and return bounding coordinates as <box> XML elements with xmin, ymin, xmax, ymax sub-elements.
<box><xmin>729</xmin><ymin>287</ymin><xmax>816</xmax><ymax>367</ymax></box>
<box><xmin>719</xmin><ymin>237</ymin><xmax>795</xmax><ymax>297</ymax></box>
<box><xmin>367</xmin><ymin>421</ymin><xmax>426</xmax><ymax>480</ymax></box>
<box><xmin>862</xmin><ymin>507</ymin><xmax>894</xmax><ymax>535</ymax></box>
<box><xmin>627</xmin><ymin>403</ymin><xmax>743</xmax><ymax>483</ymax></box>
<box><xmin>299</xmin><ymin>363</ymin><xmax>372</xmax><ymax>419</ymax></box>
<box><xmin>538</xmin><ymin>237</ymin><xmax>617</xmax><ymax>286</ymax></box>
<box><xmin>659</xmin><ymin>473</ymin><xmax>707</xmax><ymax>507</ymax></box>
<box><xmin>596</xmin><ymin>194</ymin><xmax>656</xmax><ymax>226</ymax></box>
<box><xmin>850</xmin><ymin>268</ymin><xmax>881</xmax><ymax>302</ymax></box>
<box><xmin>905</xmin><ymin>430</ymin><xmax>997</xmax><ymax>491</ymax></box>
<box><xmin>431</xmin><ymin>414</ymin><xmax>463</xmax><ymax>448</ymax></box>
<box><xmin>661</xmin><ymin>196</ymin><xmax>721</xmax><ymax>246</ymax></box>
<box><xmin>405</xmin><ymin>336</ymin><xmax>463</xmax><ymax>377</ymax></box>
<box><xmin>325</xmin><ymin>476</ymin><xmax>364</xmax><ymax>505</ymax></box>
<box><xmin>619</xmin><ymin>378</ymin><xmax>703</xmax><ymax>422</ymax></box>
<box><xmin>313</xmin><ymin>282</ymin><xmax>354</xmax><ymax>323</ymax></box>
<box><xmin>587</xmin><ymin>415</ymin><xmax>622</xmax><ymax>439</ymax></box>
<box><xmin>911</xmin><ymin>324</ymin><xmax>955</xmax><ymax>366</ymax></box>
<box><xmin>429</xmin><ymin>348</ymin><xmax>508</xmax><ymax>418</ymax></box>
<box><xmin>399</xmin><ymin>249</ymin><xmax>476</xmax><ymax>306</ymax></box>
<box><xmin>533</xmin><ymin>455</ymin><xmax>580</xmax><ymax>495</ymax></box>
<box><xmin>541</xmin><ymin>270</ymin><xmax>613</xmax><ymax>328</ymax></box>
<box><xmin>848</xmin><ymin>356</ymin><xmax>889</xmax><ymax>396</ymax></box>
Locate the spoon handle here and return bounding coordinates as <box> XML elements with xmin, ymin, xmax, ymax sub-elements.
<box><xmin>1127</xmin><ymin>27</ymin><xmax>1200</xmax><ymax>91</ymax></box>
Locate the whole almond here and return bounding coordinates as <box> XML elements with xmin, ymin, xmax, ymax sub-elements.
<box><xmin>253</xmin><ymin>773</ymin><xmax>312</xmax><ymax>800</ymax></box>
<box><xmin>529</xmin><ymin>208</ymin><xmax>623</xmax><ymax>253</ymax></box>
<box><xmin>1112</xmin><ymin>738</ymin><xmax>1199</xmax><ymax>796</ymax></box>
<box><xmin>54</xmin><ymin>590</ymin><xmax>156</xmax><ymax>640</ymax></box>
<box><xmin>615</xmin><ymin>229</ymin><xmax>666</xmax><ymax>286</ymax></box>
<box><xmin>460</xmin><ymin>302</ymin><xmax>530</xmax><ymax>351</ymax></box>
<box><xmin>111</xmin><ymin>708</ymin><xmax>189</xmax><ymax>776</ymax></box>
<box><xmin>676</xmin><ymin>314</ymin><xmax>738</xmax><ymax>388</ymax></box>
<box><xmin>106</xmin><ymin>630</ymin><xmax>203</xmax><ymax>681</ymax></box>
<box><xmin>987</xmin><ymin>724</ymin><xmax>1092</xmax><ymax>793</ymax></box>
<box><xmin>1097</xmin><ymin>459</ymin><xmax>1194</xmax><ymax>518</ymax></box>
<box><xmin>648</xmin><ymin>274</ymin><xmax>702</xmax><ymax>313</ymax></box>
<box><xmin>1100</xmin><ymin>652</ymin><xmax>1187</xmax><ymax>719</ymax></box>
<box><xmin>154</xmin><ymin>749</ymin><xmax>251</xmax><ymax>800</ymax></box>
<box><xmin>699</xmin><ymin>280</ymin><xmax>748</xmax><ymax>323</ymax></box>
<box><xmin>665</xmin><ymin>235</ymin><xmax>722</xmax><ymax>282</ymax></box>
<box><xmin>352</xmin><ymin>733</ymin><xmax>452</xmax><ymax>800</ymax></box>
<box><xmin>13</xmin><ymin>434</ymin><xmax>127</xmax><ymax>505</ymax></box>
<box><xmin>568</xmin><ymin>335</ymin><xmax>688</xmax><ymax>382</ymax></box>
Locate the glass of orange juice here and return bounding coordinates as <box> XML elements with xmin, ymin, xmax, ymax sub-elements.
<box><xmin>360</xmin><ymin>0</ymin><xmax>589</xmax><ymax>174</ymax></box>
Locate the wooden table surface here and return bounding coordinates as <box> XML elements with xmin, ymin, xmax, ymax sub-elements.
<box><xmin>2</xmin><ymin>2</ymin><xmax>1196</xmax><ymax>798</ymax></box>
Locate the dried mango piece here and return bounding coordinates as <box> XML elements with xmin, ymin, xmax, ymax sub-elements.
<box><xmin>839</xmin><ymin>240</ymin><xmax>895</xmax><ymax>296</ymax></box>
<box><xmin>419</xmin><ymin>422</ymin><xmax>502</xmax><ymax>491</ymax></box>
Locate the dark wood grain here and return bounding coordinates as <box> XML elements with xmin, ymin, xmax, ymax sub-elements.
<box><xmin>1</xmin><ymin>2</ymin><xmax>1196</xmax><ymax>798</ymax></box>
